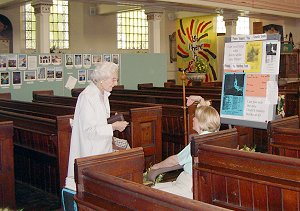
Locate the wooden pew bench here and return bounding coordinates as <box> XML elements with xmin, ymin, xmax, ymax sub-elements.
<box><xmin>193</xmin><ymin>143</ymin><xmax>300</xmax><ymax>210</ymax></box>
<box><xmin>74</xmin><ymin>147</ymin><xmax>229</xmax><ymax>211</ymax></box>
<box><xmin>0</xmin><ymin>109</ymin><xmax>72</xmax><ymax>197</ymax></box>
<box><xmin>33</xmin><ymin>92</ymin><xmax>203</xmax><ymax>159</ymax></box>
<box><xmin>267</xmin><ymin>115</ymin><xmax>300</xmax><ymax>158</ymax></box>
<box><xmin>0</xmin><ymin>121</ymin><xmax>15</xmax><ymax>209</ymax></box>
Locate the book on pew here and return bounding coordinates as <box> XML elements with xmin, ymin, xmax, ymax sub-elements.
<box><xmin>107</xmin><ymin>114</ymin><xmax>125</xmax><ymax>124</ymax></box>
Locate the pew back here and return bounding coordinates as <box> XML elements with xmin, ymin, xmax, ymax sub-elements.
<box><xmin>74</xmin><ymin>148</ymin><xmax>229</xmax><ymax>211</ymax></box>
<box><xmin>193</xmin><ymin>144</ymin><xmax>300</xmax><ymax>210</ymax></box>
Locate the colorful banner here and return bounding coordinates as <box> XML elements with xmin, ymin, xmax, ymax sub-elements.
<box><xmin>176</xmin><ymin>15</ymin><xmax>217</xmax><ymax>83</ymax></box>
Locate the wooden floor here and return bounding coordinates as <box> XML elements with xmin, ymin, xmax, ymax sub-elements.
<box><xmin>16</xmin><ymin>181</ymin><xmax>61</xmax><ymax>211</ymax></box>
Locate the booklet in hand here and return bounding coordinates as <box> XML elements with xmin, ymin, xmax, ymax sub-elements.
<box><xmin>107</xmin><ymin>114</ymin><xmax>125</xmax><ymax>124</ymax></box>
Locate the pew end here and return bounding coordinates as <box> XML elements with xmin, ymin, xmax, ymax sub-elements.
<box><xmin>74</xmin><ymin>147</ymin><xmax>230</xmax><ymax>211</ymax></box>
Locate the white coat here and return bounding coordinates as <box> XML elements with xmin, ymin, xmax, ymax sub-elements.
<box><xmin>67</xmin><ymin>82</ymin><xmax>113</xmax><ymax>179</ymax></box>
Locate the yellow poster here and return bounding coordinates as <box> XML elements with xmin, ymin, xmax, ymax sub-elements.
<box><xmin>245</xmin><ymin>41</ymin><xmax>262</xmax><ymax>73</ymax></box>
<box><xmin>176</xmin><ymin>15</ymin><xmax>217</xmax><ymax>83</ymax></box>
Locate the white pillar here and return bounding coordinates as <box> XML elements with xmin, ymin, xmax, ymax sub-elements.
<box><xmin>223</xmin><ymin>14</ymin><xmax>238</xmax><ymax>36</ymax></box>
<box><xmin>145</xmin><ymin>12</ymin><xmax>162</xmax><ymax>53</ymax></box>
<box><xmin>32</xmin><ymin>0</ymin><xmax>52</xmax><ymax>53</ymax></box>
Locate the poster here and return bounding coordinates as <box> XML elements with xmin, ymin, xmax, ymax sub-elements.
<box><xmin>176</xmin><ymin>15</ymin><xmax>217</xmax><ymax>82</ymax></box>
<box><xmin>221</xmin><ymin>34</ymin><xmax>280</xmax><ymax>128</ymax></box>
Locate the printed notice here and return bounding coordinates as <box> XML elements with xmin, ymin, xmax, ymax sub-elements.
<box><xmin>261</xmin><ymin>40</ymin><xmax>280</xmax><ymax>74</ymax></box>
<box><xmin>245</xmin><ymin>41</ymin><xmax>262</xmax><ymax>73</ymax></box>
<box><xmin>224</xmin><ymin>42</ymin><xmax>246</xmax><ymax>67</ymax></box>
<box><xmin>245</xmin><ymin>74</ymin><xmax>270</xmax><ymax>97</ymax></box>
<box><xmin>244</xmin><ymin>96</ymin><xmax>269</xmax><ymax>122</ymax></box>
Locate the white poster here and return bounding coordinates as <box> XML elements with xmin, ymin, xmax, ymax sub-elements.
<box><xmin>244</xmin><ymin>96</ymin><xmax>270</xmax><ymax>122</ymax></box>
<box><xmin>261</xmin><ymin>40</ymin><xmax>280</xmax><ymax>74</ymax></box>
<box><xmin>223</xmin><ymin>42</ymin><xmax>246</xmax><ymax>67</ymax></box>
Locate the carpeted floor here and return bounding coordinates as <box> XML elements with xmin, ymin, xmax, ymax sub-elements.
<box><xmin>15</xmin><ymin>182</ymin><xmax>61</xmax><ymax>211</ymax></box>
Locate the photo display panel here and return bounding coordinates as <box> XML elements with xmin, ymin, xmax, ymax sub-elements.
<box><xmin>220</xmin><ymin>34</ymin><xmax>281</xmax><ymax>129</ymax></box>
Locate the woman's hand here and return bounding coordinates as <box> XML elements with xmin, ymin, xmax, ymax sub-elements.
<box><xmin>112</xmin><ymin>121</ymin><xmax>128</xmax><ymax>132</ymax></box>
<box><xmin>186</xmin><ymin>95</ymin><xmax>203</xmax><ymax>106</ymax></box>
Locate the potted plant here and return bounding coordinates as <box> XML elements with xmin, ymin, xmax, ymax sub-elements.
<box><xmin>186</xmin><ymin>56</ymin><xmax>208</xmax><ymax>82</ymax></box>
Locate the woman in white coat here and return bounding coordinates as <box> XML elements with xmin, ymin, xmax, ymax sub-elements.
<box><xmin>66</xmin><ymin>62</ymin><xmax>128</xmax><ymax>190</ymax></box>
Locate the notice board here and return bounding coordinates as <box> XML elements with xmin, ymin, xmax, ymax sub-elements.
<box><xmin>220</xmin><ymin>34</ymin><xmax>281</xmax><ymax>129</ymax></box>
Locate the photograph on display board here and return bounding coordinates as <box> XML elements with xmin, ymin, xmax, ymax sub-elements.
<box><xmin>112</xmin><ymin>54</ymin><xmax>120</xmax><ymax>65</ymax></box>
<box><xmin>87</xmin><ymin>69</ymin><xmax>93</xmax><ymax>81</ymax></box>
<box><xmin>37</xmin><ymin>67</ymin><xmax>46</xmax><ymax>80</ymax></box>
<box><xmin>52</xmin><ymin>54</ymin><xmax>62</xmax><ymax>65</ymax></box>
<box><xmin>24</xmin><ymin>70</ymin><xmax>36</xmax><ymax>81</ymax></box>
<box><xmin>74</xmin><ymin>54</ymin><xmax>82</xmax><ymax>68</ymax></box>
<box><xmin>18</xmin><ymin>54</ymin><xmax>27</xmax><ymax>69</ymax></box>
<box><xmin>55</xmin><ymin>66</ymin><xmax>63</xmax><ymax>80</ymax></box>
<box><xmin>12</xmin><ymin>71</ymin><xmax>21</xmax><ymax>85</ymax></box>
<box><xmin>7</xmin><ymin>54</ymin><xmax>17</xmax><ymax>70</ymax></box>
<box><xmin>221</xmin><ymin>73</ymin><xmax>245</xmax><ymax>116</ymax></box>
<box><xmin>103</xmin><ymin>54</ymin><xmax>111</xmax><ymax>62</ymax></box>
<box><xmin>83</xmin><ymin>54</ymin><xmax>91</xmax><ymax>67</ymax></box>
<box><xmin>78</xmin><ymin>69</ymin><xmax>86</xmax><ymax>82</ymax></box>
<box><xmin>0</xmin><ymin>55</ymin><xmax>7</xmax><ymax>69</ymax></box>
<box><xmin>92</xmin><ymin>54</ymin><xmax>102</xmax><ymax>64</ymax></box>
<box><xmin>0</xmin><ymin>71</ymin><xmax>9</xmax><ymax>86</ymax></box>
<box><xmin>261</xmin><ymin>40</ymin><xmax>280</xmax><ymax>74</ymax></box>
<box><xmin>47</xmin><ymin>67</ymin><xmax>55</xmax><ymax>80</ymax></box>
<box><xmin>39</xmin><ymin>55</ymin><xmax>51</xmax><ymax>65</ymax></box>
<box><xmin>65</xmin><ymin>54</ymin><xmax>73</xmax><ymax>67</ymax></box>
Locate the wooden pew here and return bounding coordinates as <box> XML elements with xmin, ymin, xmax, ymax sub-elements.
<box><xmin>267</xmin><ymin>115</ymin><xmax>300</xmax><ymax>158</ymax></box>
<box><xmin>74</xmin><ymin>147</ymin><xmax>229</xmax><ymax>211</ymax></box>
<box><xmin>0</xmin><ymin>109</ymin><xmax>72</xmax><ymax>197</ymax></box>
<box><xmin>192</xmin><ymin>136</ymin><xmax>300</xmax><ymax>210</ymax></box>
<box><xmin>32</xmin><ymin>92</ymin><xmax>198</xmax><ymax>159</ymax></box>
<box><xmin>0</xmin><ymin>121</ymin><xmax>15</xmax><ymax>209</ymax></box>
<box><xmin>0</xmin><ymin>92</ymin><xmax>11</xmax><ymax>99</ymax></box>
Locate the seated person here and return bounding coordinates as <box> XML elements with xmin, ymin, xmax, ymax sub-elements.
<box><xmin>150</xmin><ymin>96</ymin><xmax>220</xmax><ymax>199</ymax></box>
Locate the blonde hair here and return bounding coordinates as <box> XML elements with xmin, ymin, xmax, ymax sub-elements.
<box><xmin>194</xmin><ymin>105</ymin><xmax>220</xmax><ymax>132</ymax></box>
<box><xmin>90</xmin><ymin>62</ymin><xmax>118</xmax><ymax>84</ymax></box>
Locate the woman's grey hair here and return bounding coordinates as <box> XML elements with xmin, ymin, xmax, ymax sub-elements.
<box><xmin>90</xmin><ymin>62</ymin><xmax>118</xmax><ymax>84</ymax></box>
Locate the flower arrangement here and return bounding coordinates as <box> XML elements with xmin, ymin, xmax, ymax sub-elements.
<box><xmin>143</xmin><ymin>166</ymin><xmax>164</xmax><ymax>187</ymax></box>
<box><xmin>277</xmin><ymin>94</ymin><xmax>285</xmax><ymax>118</ymax></box>
<box><xmin>192</xmin><ymin>56</ymin><xmax>209</xmax><ymax>74</ymax></box>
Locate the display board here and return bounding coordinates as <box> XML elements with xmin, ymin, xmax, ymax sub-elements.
<box><xmin>220</xmin><ymin>34</ymin><xmax>281</xmax><ymax>129</ymax></box>
<box><xmin>0</xmin><ymin>53</ymin><xmax>166</xmax><ymax>101</ymax></box>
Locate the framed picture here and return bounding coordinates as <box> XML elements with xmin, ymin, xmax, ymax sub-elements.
<box><xmin>39</xmin><ymin>54</ymin><xmax>51</xmax><ymax>65</ymax></box>
<box><xmin>112</xmin><ymin>54</ymin><xmax>120</xmax><ymax>65</ymax></box>
<box><xmin>78</xmin><ymin>69</ymin><xmax>86</xmax><ymax>83</ymax></box>
<box><xmin>7</xmin><ymin>54</ymin><xmax>17</xmax><ymax>70</ymax></box>
<box><xmin>74</xmin><ymin>54</ymin><xmax>82</xmax><ymax>68</ymax></box>
<box><xmin>0</xmin><ymin>71</ymin><xmax>10</xmax><ymax>86</ymax></box>
<box><xmin>51</xmin><ymin>54</ymin><xmax>62</xmax><ymax>65</ymax></box>
<box><xmin>18</xmin><ymin>54</ymin><xmax>27</xmax><ymax>69</ymax></box>
<box><xmin>65</xmin><ymin>54</ymin><xmax>73</xmax><ymax>67</ymax></box>
<box><xmin>83</xmin><ymin>54</ymin><xmax>91</xmax><ymax>67</ymax></box>
<box><xmin>47</xmin><ymin>67</ymin><xmax>55</xmax><ymax>80</ymax></box>
<box><xmin>0</xmin><ymin>55</ymin><xmax>7</xmax><ymax>70</ymax></box>
<box><xmin>55</xmin><ymin>66</ymin><xmax>63</xmax><ymax>80</ymax></box>
<box><xmin>12</xmin><ymin>71</ymin><xmax>22</xmax><ymax>85</ymax></box>
<box><xmin>24</xmin><ymin>70</ymin><xmax>36</xmax><ymax>81</ymax></box>
<box><xmin>92</xmin><ymin>54</ymin><xmax>102</xmax><ymax>64</ymax></box>
<box><xmin>37</xmin><ymin>67</ymin><xmax>46</xmax><ymax>80</ymax></box>
<box><xmin>87</xmin><ymin>69</ymin><xmax>93</xmax><ymax>81</ymax></box>
<box><xmin>103</xmin><ymin>54</ymin><xmax>111</xmax><ymax>62</ymax></box>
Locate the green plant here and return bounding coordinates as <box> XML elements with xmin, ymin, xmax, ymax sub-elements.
<box><xmin>239</xmin><ymin>145</ymin><xmax>256</xmax><ymax>152</ymax></box>
<box><xmin>143</xmin><ymin>167</ymin><xmax>164</xmax><ymax>187</ymax></box>
<box><xmin>193</xmin><ymin>56</ymin><xmax>208</xmax><ymax>74</ymax></box>
<box><xmin>277</xmin><ymin>94</ymin><xmax>285</xmax><ymax>117</ymax></box>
